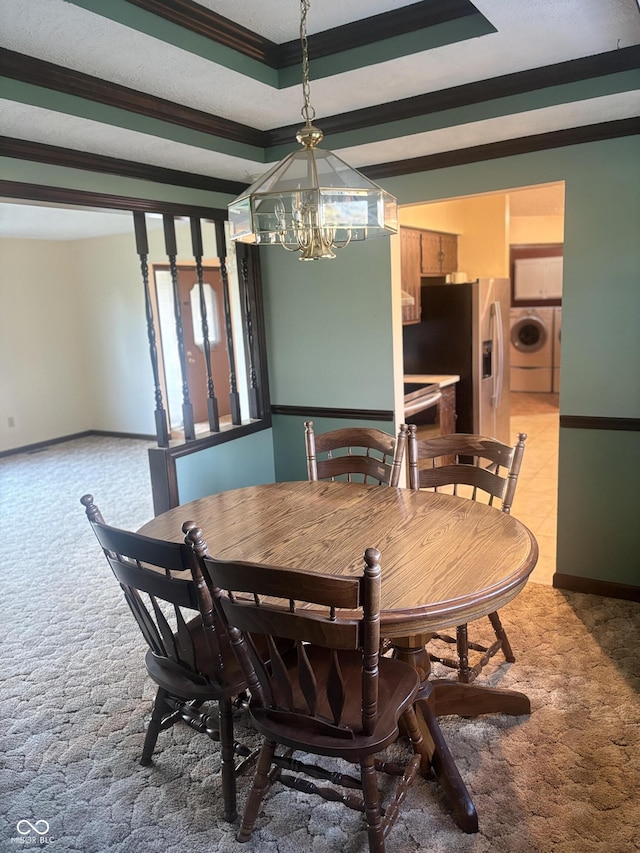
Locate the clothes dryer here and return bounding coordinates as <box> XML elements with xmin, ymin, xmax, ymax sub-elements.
<box><xmin>510</xmin><ymin>307</ymin><xmax>554</xmax><ymax>392</ymax></box>
<box><xmin>552</xmin><ymin>307</ymin><xmax>562</xmax><ymax>394</ymax></box>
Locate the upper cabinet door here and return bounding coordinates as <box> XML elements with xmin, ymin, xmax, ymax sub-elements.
<box><xmin>514</xmin><ymin>256</ymin><xmax>564</xmax><ymax>300</ymax></box>
<box><xmin>420</xmin><ymin>230</ymin><xmax>458</xmax><ymax>275</ymax></box>
<box><xmin>400</xmin><ymin>229</ymin><xmax>422</xmax><ymax>324</ymax></box>
<box><xmin>439</xmin><ymin>233</ymin><xmax>458</xmax><ymax>274</ymax></box>
<box><xmin>420</xmin><ymin>231</ymin><xmax>443</xmax><ymax>275</ymax></box>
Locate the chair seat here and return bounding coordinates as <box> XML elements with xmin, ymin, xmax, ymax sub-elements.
<box><xmin>81</xmin><ymin>498</ymin><xmax>259</xmax><ymax>824</ymax></box>
<box><xmin>145</xmin><ymin>615</ymin><xmax>248</xmax><ymax>701</ymax></box>
<box><xmin>248</xmin><ymin>645</ymin><xmax>420</xmax><ymax>760</ymax></box>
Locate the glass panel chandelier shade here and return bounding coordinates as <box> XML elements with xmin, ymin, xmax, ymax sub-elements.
<box><xmin>227</xmin><ymin>0</ymin><xmax>398</xmax><ymax>260</ymax></box>
<box><xmin>228</xmin><ymin>147</ymin><xmax>398</xmax><ymax>258</ymax></box>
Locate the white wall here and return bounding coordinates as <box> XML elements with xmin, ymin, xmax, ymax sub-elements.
<box><xmin>0</xmin><ymin>217</ymin><xmax>251</xmax><ymax>453</ymax></box>
<box><xmin>0</xmin><ymin>220</ymin><xmax>199</xmax><ymax>452</ymax></box>
<box><xmin>0</xmin><ymin>238</ymin><xmax>91</xmax><ymax>451</ymax></box>
<box><xmin>71</xmin><ymin>229</ymin><xmax>157</xmax><ymax>437</ymax></box>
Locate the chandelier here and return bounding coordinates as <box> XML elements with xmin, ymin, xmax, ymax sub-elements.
<box><xmin>228</xmin><ymin>0</ymin><xmax>398</xmax><ymax>260</ymax></box>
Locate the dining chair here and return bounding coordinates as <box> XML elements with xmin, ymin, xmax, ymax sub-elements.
<box><xmin>304</xmin><ymin>421</ymin><xmax>408</xmax><ymax>486</ymax></box>
<box><xmin>186</xmin><ymin>527</ymin><xmax>430</xmax><ymax>853</ymax></box>
<box><xmin>80</xmin><ymin>494</ymin><xmax>255</xmax><ymax>823</ymax></box>
<box><xmin>406</xmin><ymin>429</ymin><xmax>528</xmax><ymax>683</ymax></box>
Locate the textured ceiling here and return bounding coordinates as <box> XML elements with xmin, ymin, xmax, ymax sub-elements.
<box><xmin>0</xmin><ymin>0</ymin><xmax>638</xmax><ymax>236</ymax></box>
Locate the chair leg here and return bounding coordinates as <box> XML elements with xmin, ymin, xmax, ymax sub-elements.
<box><xmin>488</xmin><ymin>611</ymin><xmax>515</xmax><ymax>662</ymax></box>
<box><xmin>218</xmin><ymin>698</ymin><xmax>238</xmax><ymax>823</ymax></box>
<box><xmin>456</xmin><ymin>624</ymin><xmax>471</xmax><ymax>683</ymax></box>
<box><xmin>237</xmin><ymin>740</ymin><xmax>277</xmax><ymax>843</ymax></box>
<box><xmin>361</xmin><ymin>754</ymin><xmax>385</xmax><ymax>853</ymax></box>
<box><xmin>140</xmin><ymin>687</ymin><xmax>170</xmax><ymax>766</ymax></box>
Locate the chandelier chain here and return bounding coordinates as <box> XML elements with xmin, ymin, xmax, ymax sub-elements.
<box><xmin>299</xmin><ymin>0</ymin><xmax>315</xmax><ymax>124</ymax></box>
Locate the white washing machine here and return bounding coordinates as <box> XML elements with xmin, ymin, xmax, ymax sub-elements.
<box><xmin>552</xmin><ymin>307</ymin><xmax>562</xmax><ymax>394</ymax></box>
<box><xmin>510</xmin><ymin>307</ymin><xmax>554</xmax><ymax>392</ymax></box>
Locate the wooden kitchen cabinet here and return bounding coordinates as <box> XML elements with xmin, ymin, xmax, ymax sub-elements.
<box><xmin>439</xmin><ymin>233</ymin><xmax>458</xmax><ymax>274</ymax></box>
<box><xmin>400</xmin><ymin>228</ymin><xmax>422</xmax><ymax>324</ymax></box>
<box><xmin>420</xmin><ymin>230</ymin><xmax>458</xmax><ymax>276</ymax></box>
<box><xmin>438</xmin><ymin>383</ymin><xmax>456</xmax><ymax>436</ymax></box>
<box><xmin>400</xmin><ymin>227</ymin><xmax>459</xmax><ymax>324</ymax></box>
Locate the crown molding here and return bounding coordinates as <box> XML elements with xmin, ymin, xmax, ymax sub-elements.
<box><xmin>361</xmin><ymin>117</ymin><xmax>640</xmax><ymax>180</ymax></box>
<box><xmin>0</xmin><ymin>137</ymin><xmax>245</xmax><ymax>195</ymax></box>
<box><xmin>0</xmin><ymin>48</ymin><xmax>267</xmax><ymax>149</ymax></box>
<box><xmin>124</xmin><ymin>0</ymin><xmax>280</xmax><ymax>66</ymax></box>
<box><xmin>0</xmin><ymin>179</ymin><xmax>228</xmax><ymax>219</ymax></box>
<box><xmin>3</xmin><ymin>118</ymin><xmax>638</xmax><ymax>199</ymax></box>
<box><xmin>123</xmin><ymin>0</ymin><xmax>479</xmax><ymax>68</ymax></box>
<box><xmin>268</xmin><ymin>45</ymin><xmax>640</xmax><ymax>144</ymax></box>
<box><xmin>5</xmin><ymin>44</ymin><xmax>636</xmax><ymax>154</ymax></box>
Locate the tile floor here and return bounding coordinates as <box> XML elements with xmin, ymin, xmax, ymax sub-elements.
<box><xmin>509</xmin><ymin>392</ymin><xmax>560</xmax><ymax>586</ymax></box>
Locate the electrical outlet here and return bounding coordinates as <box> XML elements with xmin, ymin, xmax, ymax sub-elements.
<box><xmin>7</xmin><ymin>417</ymin><xmax>15</xmax><ymax>428</ymax></box>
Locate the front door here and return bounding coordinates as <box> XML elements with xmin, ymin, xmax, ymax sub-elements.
<box><xmin>177</xmin><ymin>266</ymin><xmax>231</xmax><ymax>421</ymax></box>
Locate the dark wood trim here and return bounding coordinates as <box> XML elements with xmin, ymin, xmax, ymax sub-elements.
<box><xmin>0</xmin><ymin>48</ymin><xmax>267</xmax><ymax>148</ymax></box>
<box><xmin>4</xmin><ymin>42</ymin><xmax>636</xmax><ymax>159</ymax></box>
<box><xmin>147</xmin><ymin>419</ymin><xmax>272</xmax><ymax>512</ymax></box>
<box><xmin>0</xmin><ymin>137</ymin><xmax>245</xmax><ymax>196</ymax></box>
<box><xmin>235</xmin><ymin>243</ymin><xmax>272</xmax><ymax>421</ymax></box>
<box><xmin>0</xmin><ymin>429</ymin><xmax>155</xmax><ymax>459</ymax></box>
<box><xmin>268</xmin><ymin>46</ymin><xmax>640</xmax><ymax>145</ymax></box>
<box><xmin>124</xmin><ymin>0</ymin><xmax>280</xmax><ymax>67</ymax></box>
<box><xmin>510</xmin><ymin>244</ymin><xmax>563</xmax><ymax>307</ymax></box>
<box><xmin>0</xmin><ymin>180</ymin><xmax>228</xmax><ymax>220</ymax></box>
<box><xmin>553</xmin><ymin>573</ymin><xmax>640</xmax><ymax>602</ymax></box>
<box><xmin>271</xmin><ymin>405</ymin><xmax>395</xmax><ymax>422</ymax></box>
<box><xmin>123</xmin><ymin>0</ymin><xmax>478</xmax><ymax>69</ymax></box>
<box><xmin>278</xmin><ymin>0</ymin><xmax>479</xmax><ymax>67</ymax></box>
<box><xmin>4</xmin><ymin>114</ymin><xmax>638</xmax><ymax>200</ymax></box>
<box><xmin>148</xmin><ymin>445</ymin><xmax>179</xmax><ymax>515</ymax></box>
<box><xmin>362</xmin><ymin>117</ymin><xmax>640</xmax><ymax>180</ymax></box>
<box><xmin>164</xmin><ymin>420</ymin><xmax>272</xmax><ymax>460</ymax></box>
<box><xmin>559</xmin><ymin>415</ymin><xmax>640</xmax><ymax>432</ymax></box>
<box><xmin>91</xmin><ymin>429</ymin><xmax>157</xmax><ymax>441</ymax></box>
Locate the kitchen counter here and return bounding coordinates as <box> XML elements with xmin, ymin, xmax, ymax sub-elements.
<box><xmin>404</xmin><ymin>374</ymin><xmax>460</xmax><ymax>388</ymax></box>
<box><xmin>403</xmin><ymin>374</ymin><xmax>459</xmax><ymax>438</ymax></box>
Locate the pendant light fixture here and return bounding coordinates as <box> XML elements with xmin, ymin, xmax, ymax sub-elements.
<box><xmin>228</xmin><ymin>0</ymin><xmax>398</xmax><ymax>260</ymax></box>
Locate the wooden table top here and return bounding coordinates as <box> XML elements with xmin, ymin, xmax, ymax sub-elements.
<box><xmin>139</xmin><ymin>481</ymin><xmax>538</xmax><ymax>637</ymax></box>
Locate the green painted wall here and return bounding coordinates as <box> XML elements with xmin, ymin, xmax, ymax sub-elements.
<box><xmin>6</xmin><ymin>138</ymin><xmax>639</xmax><ymax>586</ymax></box>
<box><xmin>260</xmin><ymin>234</ymin><xmax>400</xmax><ymax>483</ymax></box>
<box><xmin>272</xmin><ymin>414</ymin><xmax>395</xmax><ymax>483</ymax></box>
<box><xmin>557</xmin><ymin>428</ymin><xmax>640</xmax><ymax>586</ymax></box>
<box><xmin>384</xmin><ymin>136</ymin><xmax>640</xmax><ymax>589</ymax></box>
<box><xmin>261</xmin><ymin>135</ymin><xmax>640</xmax><ymax>589</ymax></box>
<box><xmin>261</xmin><ymin>238</ymin><xmax>395</xmax><ymax>409</ymax></box>
<box><xmin>175</xmin><ymin>429</ymin><xmax>276</xmax><ymax>504</ymax></box>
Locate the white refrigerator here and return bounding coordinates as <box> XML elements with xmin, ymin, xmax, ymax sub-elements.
<box><xmin>402</xmin><ymin>278</ymin><xmax>511</xmax><ymax>444</ymax></box>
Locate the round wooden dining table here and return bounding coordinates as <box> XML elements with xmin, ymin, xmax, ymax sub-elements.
<box><xmin>139</xmin><ymin>479</ymin><xmax>538</xmax><ymax>833</ymax></box>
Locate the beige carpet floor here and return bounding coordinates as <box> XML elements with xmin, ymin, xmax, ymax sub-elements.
<box><xmin>1</xmin><ymin>436</ymin><xmax>639</xmax><ymax>852</ymax></box>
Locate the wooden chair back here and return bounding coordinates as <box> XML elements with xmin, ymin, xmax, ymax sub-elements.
<box><xmin>305</xmin><ymin>422</ymin><xmax>408</xmax><ymax>487</ymax></box>
<box><xmin>407</xmin><ymin>430</ymin><xmax>527</xmax><ymax>513</ymax></box>
<box><xmin>81</xmin><ymin>495</ymin><xmax>228</xmax><ymax>689</ymax></box>
<box><xmin>189</xmin><ymin>531</ymin><xmax>383</xmax><ymax>740</ymax></box>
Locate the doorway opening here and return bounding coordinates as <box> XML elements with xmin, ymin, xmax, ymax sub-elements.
<box><xmin>153</xmin><ymin>264</ymin><xmax>233</xmax><ymax>434</ymax></box>
<box><xmin>397</xmin><ymin>181</ymin><xmax>565</xmax><ymax>585</ymax></box>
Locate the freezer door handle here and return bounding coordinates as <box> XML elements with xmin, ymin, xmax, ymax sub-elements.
<box><xmin>491</xmin><ymin>300</ymin><xmax>504</xmax><ymax>408</ymax></box>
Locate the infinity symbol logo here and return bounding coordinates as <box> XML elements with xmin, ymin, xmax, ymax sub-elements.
<box><xmin>16</xmin><ymin>820</ymin><xmax>50</xmax><ymax>835</ymax></box>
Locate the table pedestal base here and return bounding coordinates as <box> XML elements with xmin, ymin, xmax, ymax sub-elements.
<box><xmin>431</xmin><ymin>678</ymin><xmax>531</xmax><ymax>718</ymax></box>
<box><xmin>392</xmin><ymin>635</ymin><xmax>530</xmax><ymax>834</ymax></box>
